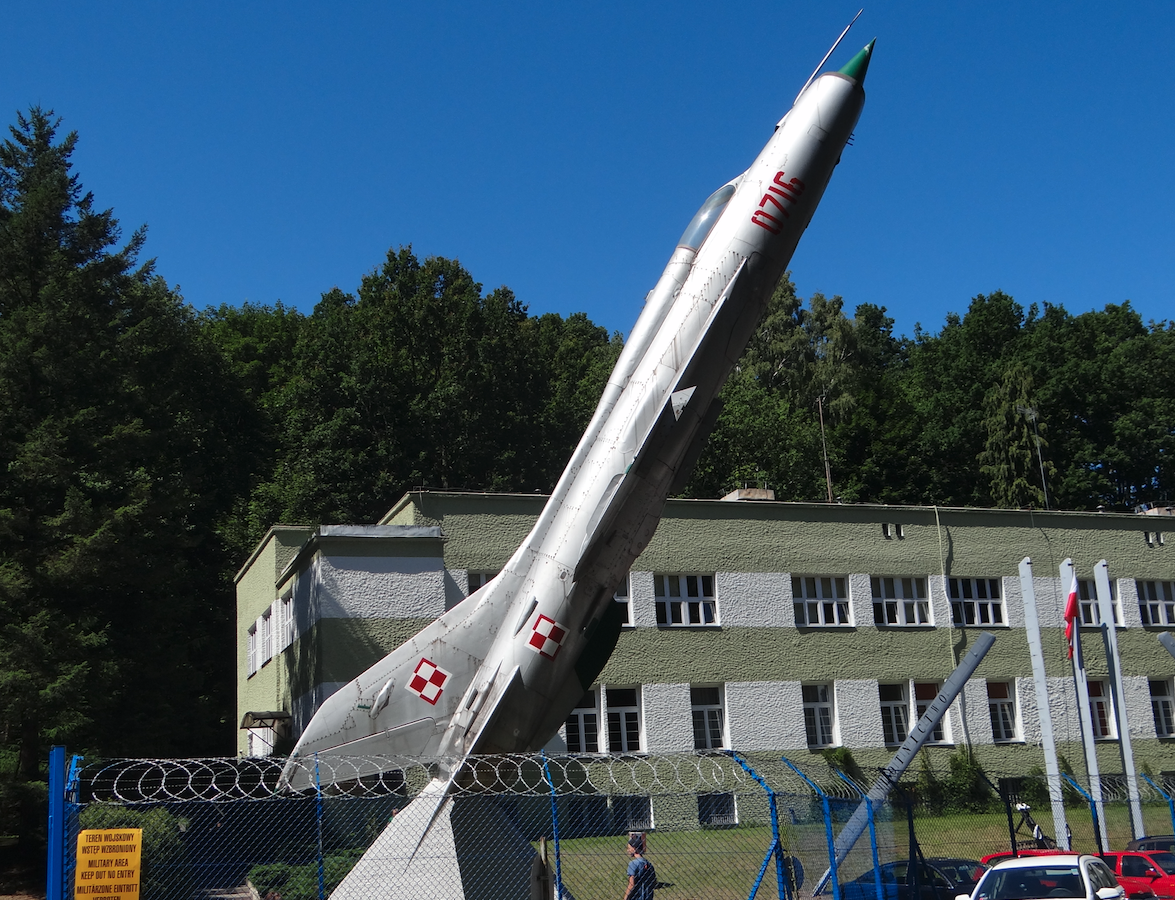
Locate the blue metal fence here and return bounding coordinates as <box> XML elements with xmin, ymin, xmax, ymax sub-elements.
<box><xmin>46</xmin><ymin>750</ymin><xmax>1175</xmax><ymax>900</ymax></box>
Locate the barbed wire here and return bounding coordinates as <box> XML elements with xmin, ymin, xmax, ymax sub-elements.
<box><xmin>70</xmin><ymin>751</ymin><xmax>1171</xmax><ymax>807</ymax></box>
<box><xmin>75</xmin><ymin>752</ymin><xmax>771</xmax><ymax>804</ymax></box>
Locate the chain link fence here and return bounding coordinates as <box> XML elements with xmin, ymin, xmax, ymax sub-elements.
<box><xmin>49</xmin><ymin>750</ymin><xmax>1175</xmax><ymax>900</ymax></box>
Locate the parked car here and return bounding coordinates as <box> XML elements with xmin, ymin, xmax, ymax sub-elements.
<box><xmin>963</xmin><ymin>855</ymin><xmax>1123</xmax><ymax>900</ymax></box>
<box><xmin>1099</xmin><ymin>852</ymin><xmax>1175</xmax><ymax>899</ymax></box>
<box><xmin>1127</xmin><ymin>840</ymin><xmax>1175</xmax><ymax>855</ymax></box>
<box><xmin>983</xmin><ymin>851</ymin><xmax>1076</xmax><ymax>868</ymax></box>
<box><xmin>841</xmin><ymin>858</ymin><xmax>986</xmax><ymax>900</ymax></box>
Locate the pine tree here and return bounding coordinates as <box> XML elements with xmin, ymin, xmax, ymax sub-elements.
<box><xmin>0</xmin><ymin>108</ymin><xmax>252</xmax><ymax>847</ymax></box>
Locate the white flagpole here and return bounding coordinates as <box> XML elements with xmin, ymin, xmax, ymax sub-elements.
<box><xmin>1062</xmin><ymin>558</ymin><xmax>1109</xmax><ymax>850</ymax></box>
<box><xmin>1095</xmin><ymin>559</ymin><xmax>1145</xmax><ymax>838</ymax></box>
<box><xmin>1019</xmin><ymin>557</ymin><xmax>1070</xmax><ymax>847</ymax></box>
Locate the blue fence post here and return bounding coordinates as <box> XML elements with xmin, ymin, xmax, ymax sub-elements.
<box><xmin>728</xmin><ymin>751</ymin><xmax>789</xmax><ymax>900</ymax></box>
<box><xmin>1062</xmin><ymin>773</ymin><xmax>1103</xmax><ymax>854</ymax></box>
<box><xmin>540</xmin><ymin>751</ymin><xmax>565</xmax><ymax>900</ymax></box>
<box><xmin>782</xmin><ymin>756</ymin><xmax>841</xmax><ymax>900</ymax></box>
<box><xmin>47</xmin><ymin>746</ymin><xmax>66</xmax><ymax>900</ymax></box>
<box><xmin>833</xmin><ymin>769</ymin><xmax>882</xmax><ymax>900</ymax></box>
<box><xmin>1140</xmin><ymin>774</ymin><xmax>1175</xmax><ymax>837</ymax></box>
<box><xmin>63</xmin><ymin>755</ymin><xmax>84</xmax><ymax>896</ymax></box>
<box><xmin>315</xmin><ymin>753</ymin><xmax>325</xmax><ymax>900</ymax></box>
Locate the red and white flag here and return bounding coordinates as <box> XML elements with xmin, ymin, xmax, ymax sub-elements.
<box><xmin>1063</xmin><ymin>575</ymin><xmax>1080</xmax><ymax>659</ymax></box>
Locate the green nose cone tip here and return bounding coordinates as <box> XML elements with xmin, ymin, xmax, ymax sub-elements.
<box><xmin>838</xmin><ymin>39</ymin><xmax>876</xmax><ymax>85</ymax></box>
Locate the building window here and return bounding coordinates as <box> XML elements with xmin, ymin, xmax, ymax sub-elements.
<box><xmin>609</xmin><ymin>795</ymin><xmax>652</xmax><ymax>830</ymax></box>
<box><xmin>802</xmin><ymin>683</ymin><xmax>836</xmax><ymax>747</ymax></box>
<box><xmin>1088</xmin><ymin>680</ymin><xmax>1115</xmax><ymax>739</ymax></box>
<box><xmin>614</xmin><ymin>574</ymin><xmax>632</xmax><ymax>626</ymax></box>
<box><xmin>872</xmin><ymin>576</ymin><xmax>930</xmax><ymax>626</ymax></box>
<box><xmin>467</xmin><ymin>571</ymin><xmax>498</xmax><ymax>594</ymax></box>
<box><xmin>279</xmin><ymin>592</ymin><xmax>294</xmax><ymax>650</ymax></box>
<box><xmin>988</xmin><ymin>681</ymin><xmax>1018</xmax><ymax>742</ymax></box>
<box><xmin>1150</xmin><ymin>680</ymin><xmax>1175</xmax><ymax>737</ymax></box>
<box><xmin>914</xmin><ymin>682</ymin><xmax>948</xmax><ymax>743</ymax></box>
<box><xmin>606</xmin><ymin>687</ymin><xmax>642</xmax><ymax>753</ymax></box>
<box><xmin>793</xmin><ymin>575</ymin><xmax>851</xmax><ymax>626</ymax></box>
<box><xmin>247</xmin><ymin>625</ymin><xmax>259</xmax><ymax>677</ymax></box>
<box><xmin>1138</xmin><ymin>581</ymin><xmax>1175</xmax><ymax>626</ymax></box>
<box><xmin>691</xmin><ymin>686</ymin><xmax>725</xmax><ymax>750</ymax></box>
<box><xmin>1077</xmin><ymin>579</ymin><xmax>1119</xmax><ymax>626</ymax></box>
<box><xmin>654</xmin><ymin>574</ymin><xmax>717</xmax><ymax>626</ymax></box>
<box><xmin>879</xmin><ymin>683</ymin><xmax>909</xmax><ymax>745</ymax></box>
<box><xmin>565</xmin><ymin>690</ymin><xmax>600</xmax><ymax>753</ymax></box>
<box><xmin>698</xmin><ymin>793</ymin><xmax>737</xmax><ymax>827</ymax></box>
<box><xmin>948</xmin><ymin>578</ymin><xmax>1003</xmax><ymax>626</ymax></box>
<box><xmin>260</xmin><ymin>610</ymin><xmax>273</xmax><ymax>666</ymax></box>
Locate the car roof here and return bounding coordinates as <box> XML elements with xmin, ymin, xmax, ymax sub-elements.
<box><xmin>989</xmin><ymin>854</ymin><xmax>1083</xmax><ymax>869</ymax></box>
<box><xmin>1128</xmin><ymin>837</ymin><xmax>1175</xmax><ymax>849</ymax></box>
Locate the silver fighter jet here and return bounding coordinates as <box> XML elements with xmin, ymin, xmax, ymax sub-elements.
<box><xmin>281</xmin><ymin>30</ymin><xmax>873</xmax><ymax>788</ymax></box>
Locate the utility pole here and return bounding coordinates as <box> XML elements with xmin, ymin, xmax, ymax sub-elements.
<box><xmin>817</xmin><ymin>395</ymin><xmax>834</xmax><ymax>503</ymax></box>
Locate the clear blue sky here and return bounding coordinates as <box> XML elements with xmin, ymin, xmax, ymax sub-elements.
<box><xmin>5</xmin><ymin>1</ymin><xmax>1173</xmax><ymax>339</ymax></box>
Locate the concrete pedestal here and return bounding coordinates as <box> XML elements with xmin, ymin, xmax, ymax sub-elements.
<box><xmin>331</xmin><ymin>779</ymin><xmax>552</xmax><ymax>900</ymax></box>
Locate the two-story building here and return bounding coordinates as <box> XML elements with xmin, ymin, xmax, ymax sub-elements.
<box><xmin>236</xmin><ymin>490</ymin><xmax>1175</xmax><ymax>785</ymax></box>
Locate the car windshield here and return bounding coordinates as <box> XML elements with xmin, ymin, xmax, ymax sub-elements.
<box><xmin>979</xmin><ymin>865</ymin><xmax>1084</xmax><ymax>900</ymax></box>
<box><xmin>1149</xmin><ymin>853</ymin><xmax>1175</xmax><ymax>874</ymax></box>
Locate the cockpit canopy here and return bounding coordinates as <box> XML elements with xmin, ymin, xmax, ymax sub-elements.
<box><xmin>677</xmin><ymin>182</ymin><xmax>737</xmax><ymax>251</ymax></box>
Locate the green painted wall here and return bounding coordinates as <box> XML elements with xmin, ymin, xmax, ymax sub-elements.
<box><xmin>235</xmin><ymin>525</ymin><xmax>312</xmax><ymax>755</ymax></box>
<box><xmin>387</xmin><ymin>491</ymin><xmax>1170</xmax><ymax>580</ymax></box>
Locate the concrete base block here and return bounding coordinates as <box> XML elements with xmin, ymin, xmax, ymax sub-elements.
<box><xmin>331</xmin><ymin>779</ymin><xmax>549</xmax><ymax>900</ymax></box>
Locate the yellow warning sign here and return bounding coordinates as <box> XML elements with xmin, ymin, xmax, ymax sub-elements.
<box><xmin>74</xmin><ymin>828</ymin><xmax>142</xmax><ymax>897</ymax></box>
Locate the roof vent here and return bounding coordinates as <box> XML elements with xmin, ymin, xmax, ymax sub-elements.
<box><xmin>721</xmin><ymin>487</ymin><xmax>776</xmax><ymax>502</ymax></box>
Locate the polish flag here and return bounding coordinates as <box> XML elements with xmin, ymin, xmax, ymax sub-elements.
<box><xmin>1064</xmin><ymin>576</ymin><xmax>1080</xmax><ymax>659</ymax></box>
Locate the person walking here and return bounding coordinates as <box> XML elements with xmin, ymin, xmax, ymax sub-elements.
<box><xmin>623</xmin><ymin>832</ymin><xmax>656</xmax><ymax>900</ymax></box>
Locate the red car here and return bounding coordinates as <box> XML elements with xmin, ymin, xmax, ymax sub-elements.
<box><xmin>1099</xmin><ymin>852</ymin><xmax>1175</xmax><ymax>900</ymax></box>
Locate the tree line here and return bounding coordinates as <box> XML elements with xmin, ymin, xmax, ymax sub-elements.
<box><xmin>1</xmin><ymin>108</ymin><xmax>1171</xmax><ymax>850</ymax></box>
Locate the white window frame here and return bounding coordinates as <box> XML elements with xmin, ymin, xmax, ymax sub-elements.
<box><xmin>260</xmin><ymin>609</ymin><xmax>274</xmax><ymax>666</ymax></box>
<box><xmin>949</xmin><ymin>577</ymin><xmax>1004</xmax><ymax>626</ymax></box>
<box><xmin>614</xmin><ymin>574</ymin><xmax>632</xmax><ymax>627</ymax></box>
<box><xmin>802</xmin><ymin>683</ymin><xmax>837</xmax><ymax>747</ymax></box>
<box><xmin>1150</xmin><ymin>679</ymin><xmax>1175</xmax><ymax>737</ymax></box>
<box><xmin>1088</xmin><ymin>679</ymin><xmax>1116</xmax><ymax>739</ymax></box>
<box><xmin>654</xmin><ymin>574</ymin><xmax>717</xmax><ymax>627</ymax></box>
<box><xmin>988</xmin><ymin>680</ymin><xmax>1019</xmax><ymax>742</ymax></box>
<box><xmin>879</xmin><ymin>683</ymin><xmax>910</xmax><ymax>745</ymax></box>
<box><xmin>605</xmin><ymin>686</ymin><xmax>642</xmax><ymax>753</ymax></box>
<box><xmin>914</xmin><ymin>681</ymin><xmax>950</xmax><ymax>743</ymax></box>
<box><xmin>792</xmin><ymin>575</ymin><xmax>851</xmax><ymax>627</ymax></box>
<box><xmin>872</xmin><ymin>576</ymin><xmax>931</xmax><ymax>626</ymax></box>
<box><xmin>247</xmin><ymin>624</ymin><xmax>259</xmax><ymax>677</ymax></box>
<box><xmin>279</xmin><ymin>592</ymin><xmax>295</xmax><ymax>650</ymax></box>
<box><xmin>1138</xmin><ymin>580</ymin><xmax>1175</xmax><ymax>626</ymax></box>
<box><xmin>565</xmin><ymin>690</ymin><xmax>600</xmax><ymax>754</ymax></box>
<box><xmin>690</xmin><ymin>685</ymin><xmax>725</xmax><ymax>750</ymax></box>
<box><xmin>1077</xmin><ymin>579</ymin><xmax>1120</xmax><ymax>627</ymax></box>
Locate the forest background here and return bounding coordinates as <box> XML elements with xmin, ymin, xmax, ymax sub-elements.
<box><xmin>1</xmin><ymin>109</ymin><xmax>1172</xmax><ymax>855</ymax></box>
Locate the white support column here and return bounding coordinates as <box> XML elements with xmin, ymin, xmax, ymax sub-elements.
<box><xmin>1019</xmin><ymin>557</ymin><xmax>1070</xmax><ymax>848</ymax></box>
<box><xmin>1095</xmin><ymin>559</ymin><xmax>1145</xmax><ymax>839</ymax></box>
<box><xmin>1062</xmin><ymin>558</ymin><xmax>1109</xmax><ymax>851</ymax></box>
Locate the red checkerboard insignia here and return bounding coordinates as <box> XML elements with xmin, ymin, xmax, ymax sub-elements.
<box><xmin>408</xmin><ymin>657</ymin><xmax>451</xmax><ymax>705</ymax></box>
<box><xmin>527</xmin><ymin>614</ymin><xmax>568</xmax><ymax>660</ymax></box>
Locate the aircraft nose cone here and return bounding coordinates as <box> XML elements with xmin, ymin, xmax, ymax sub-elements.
<box><xmin>838</xmin><ymin>39</ymin><xmax>875</xmax><ymax>86</ymax></box>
